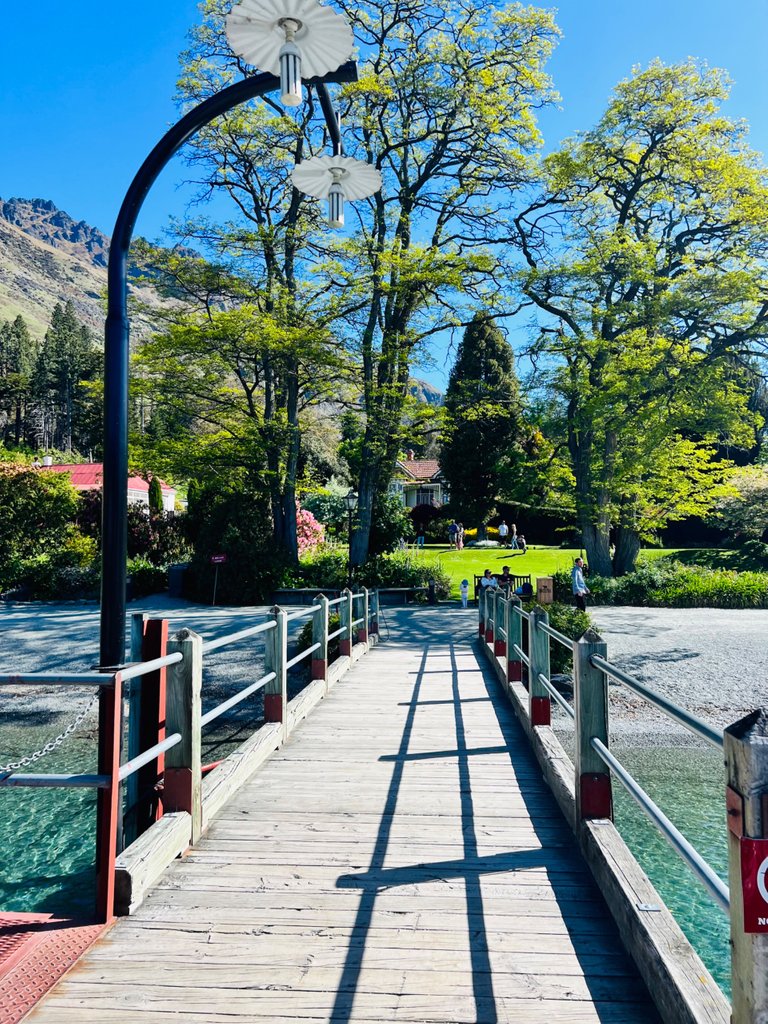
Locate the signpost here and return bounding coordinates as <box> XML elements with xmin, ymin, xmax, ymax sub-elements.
<box><xmin>210</xmin><ymin>554</ymin><xmax>227</xmax><ymax>606</ymax></box>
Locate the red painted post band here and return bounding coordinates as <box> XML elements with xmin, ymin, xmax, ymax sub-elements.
<box><xmin>358</xmin><ymin>627</ymin><xmax>368</xmax><ymax>643</ymax></box>
<box><xmin>478</xmin><ymin>622</ymin><xmax>485</xmax><ymax>638</ymax></box>
<box><xmin>137</xmin><ymin>618</ymin><xmax>168</xmax><ymax>827</ymax></box>
<box><xmin>508</xmin><ymin>660</ymin><xmax>522</xmax><ymax>683</ymax></box>
<box><xmin>264</xmin><ymin>693</ymin><xmax>283</xmax><ymax>722</ymax></box>
<box><xmin>339</xmin><ymin>639</ymin><xmax>352</xmax><ymax>656</ymax></box>
<box><xmin>579</xmin><ymin>772</ymin><xmax>613</xmax><ymax>819</ymax></box>
<box><xmin>164</xmin><ymin>767</ymin><xmax>193</xmax><ymax>813</ymax></box>
<box><xmin>370</xmin><ymin>620</ymin><xmax>379</xmax><ymax>635</ymax></box>
<box><xmin>531</xmin><ymin>696</ymin><xmax>551</xmax><ymax>727</ymax></box>
<box><xmin>311</xmin><ymin>658</ymin><xmax>327</xmax><ymax>680</ymax></box>
<box><xmin>485</xmin><ymin>627</ymin><xmax>494</xmax><ymax>644</ymax></box>
<box><xmin>494</xmin><ymin>639</ymin><xmax>506</xmax><ymax>658</ymax></box>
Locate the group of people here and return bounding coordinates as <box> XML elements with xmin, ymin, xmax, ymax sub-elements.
<box><xmin>459</xmin><ymin>556</ymin><xmax>590</xmax><ymax>612</ymax></box>
<box><xmin>447</xmin><ymin>520</ymin><xmax>466</xmax><ymax>549</ymax></box>
<box><xmin>497</xmin><ymin>520</ymin><xmax>527</xmax><ymax>552</ymax></box>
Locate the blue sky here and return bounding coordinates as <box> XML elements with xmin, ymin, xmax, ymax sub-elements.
<box><xmin>1</xmin><ymin>1</ymin><xmax>767</xmax><ymax>385</ymax></box>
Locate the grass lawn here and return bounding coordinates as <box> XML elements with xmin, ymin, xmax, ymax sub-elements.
<box><xmin>409</xmin><ymin>544</ymin><xmax>688</xmax><ymax>599</ymax></box>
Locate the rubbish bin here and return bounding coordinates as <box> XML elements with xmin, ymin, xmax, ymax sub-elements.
<box><xmin>168</xmin><ymin>563</ymin><xmax>190</xmax><ymax>598</ymax></box>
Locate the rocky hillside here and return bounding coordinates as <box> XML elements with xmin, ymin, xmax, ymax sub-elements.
<box><xmin>0</xmin><ymin>197</ymin><xmax>162</xmax><ymax>339</ymax></box>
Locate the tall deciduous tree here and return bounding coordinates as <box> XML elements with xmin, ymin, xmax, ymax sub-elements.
<box><xmin>514</xmin><ymin>60</ymin><xmax>768</xmax><ymax>574</ymax></box>
<box><xmin>440</xmin><ymin>314</ymin><xmax>524</xmax><ymax>528</ymax></box>
<box><xmin>168</xmin><ymin>0</ymin><xmax>558</xmax><ymax>567</ymax></box>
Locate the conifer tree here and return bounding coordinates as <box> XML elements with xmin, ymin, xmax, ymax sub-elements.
<box><xmin>0</xmin><ymin>315</ymin><xmax>36</xmax><ymax>445</ymax></box>
<box><xmin>440</xmin><ymin>315</ymin><xmax>524</xmax><ymax>529</ymax></box>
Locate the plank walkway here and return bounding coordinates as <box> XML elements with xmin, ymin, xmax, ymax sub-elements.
<box><xmin>27</xmin><ymin>607</ymin><xmax>660</xmax><ymax>1023</ymax></box>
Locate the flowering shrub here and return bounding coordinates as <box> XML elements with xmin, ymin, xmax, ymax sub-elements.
<box><xmin>296</xmin><ymin>504</ymin><xmax>325</xmax><ymax>555</ymax></box>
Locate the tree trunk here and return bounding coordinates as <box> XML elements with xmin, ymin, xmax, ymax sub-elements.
<box><xmin>613</xmin><ymin>525</ymin><xmax>641</xmax><ymax>575</ymax></box>
<box><xmin>349</xmin><ymin>459</ymin><xmax>379</xmax><ymax>568</ymax></box>
<box><xmin>581</xmin><ymin>520</ymin><xmax>612</xmax><ymax>577</ymax></box>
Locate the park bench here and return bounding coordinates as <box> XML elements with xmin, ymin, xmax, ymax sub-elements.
<box><xmin>473</xmin><ymin>573</ymin><xmax>532</xmax><ymax>603</ymax></box>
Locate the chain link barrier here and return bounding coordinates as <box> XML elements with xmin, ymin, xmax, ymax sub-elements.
<box><xmin>0</xmin><ymin>692</ymin><xmax>100</xmax><ymax>773</ymax></box>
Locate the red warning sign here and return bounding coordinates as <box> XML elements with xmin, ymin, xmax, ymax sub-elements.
<box><xmin>740</xmin><ymin>838</ymin><xmax>768</xmax><ymax>933</ymax></box>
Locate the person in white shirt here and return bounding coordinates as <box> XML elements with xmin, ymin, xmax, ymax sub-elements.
<box><xmin>571</xmin><ymin>557</ymin><xmax>590</xmax><ymax>611</ymax></box>
<box><xmin>498</xmin><ymin>521</ymin><xmax>509</xmax><ymax>545</ymax></box>
<box><xmin>460</xmin><ymin>578</ymin><xmax>470</xmax><ymax>608</ymax></box>
<box><xmin>480</xmin><ymin>569</ymin><xmax>498</xmax><ymax>590</ymax></box>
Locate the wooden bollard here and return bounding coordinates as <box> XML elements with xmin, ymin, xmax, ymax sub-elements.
<box><xmin>528</xmin><ymin>607</ymin><xmax>551</xmax><ymax>727</ymax></box>
<box><xmin>126</xmin><ymin>614</ymin><xmax>168</xmax><ymax>844</ymax></box>
<box><xmin>359</xmin><ymin>587</ymin><xmax>369</xmax><ymax>643</ymax></box>
<box><xmin>264</xmin><ymin>607</ymin><xmax>288</xmax><ymax>741</ymax></box>
<box><xmin>369</xmin><ymin>590</ymin><xmax>379</xmax><ymax>635</ymax></box>
<box><xmin>312</xmin><ymin>594</ymin><xmax>329</xmax><ymax>682</ymax></box>
<box><xmin>339</xmin><ymin>588</ymin><xmax>353</xmax><ymax>656</ymax></box>
<box><xmin>725</xmin><ymin>708</ymin><xmax>768</xmax><ymax>1022</ymax></box>
<box><xmin>494</xmin><ymin>594</ymin><xmax>507</xmax><ymax>658</ymax></box>
<box><xmin>485</xmin><ymin>588</ymin><xmax>494</xmax><ymax>644</ymax></box>
<box><xmin>507</xmin><ymin>595</ymin><xmax>523</xmax><ymax>683</ymax></box>
<box><xmin>478</xmin><ymin>586</ymin><xmax>486</xmax><ymax>638</ymax></box>
<box><xmin>574</xmin><ymin>628</ymin><xmax>612</xmax><ymax>820</ymax></box>
<box><xmin>165</xmin><ymin>629</ymin><xmax>203</xmax><ymax>844</ymax></box>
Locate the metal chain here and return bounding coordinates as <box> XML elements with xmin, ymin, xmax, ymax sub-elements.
<box><xmin>0</xmin><ymin>692</ymin><xmax>100</xmax><ymax>773</ymax></box>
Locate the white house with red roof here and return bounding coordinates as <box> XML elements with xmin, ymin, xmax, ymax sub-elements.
<box><xmin>390</xmin><ymin>451</ymin><xmax>447</xmax><ymax>508</ymax></box>
<box><xmin>41</xmin><ymin>462</ymin><xmax>176</xmax><ymax>512</ymax></box>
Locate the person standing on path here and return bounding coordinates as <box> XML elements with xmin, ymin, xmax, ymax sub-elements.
<box><xmin>571</xmin><ymin>557</ymin><xmax>590</xmax><ymax>611</ymax></box>
<box><xmin>456</xmin><ymin>523</ymin><xmax>465</xmax><ymax>551</ymax></box>
<box><xmin>460</xmin><ymin>578</ymin><xmax>470</xmax><ymax>608</ymax></box>
<box><xmin>448</xmin><ymin>520</ymin><xmax>458</xmax><ymax>548</ymax></box>
<box><xmin>510</xmin><ymin>522</ymin><xmax>518</xmax><ymax>549</ymax></box>
<box><xmin>498</xmin><ymin>520</ymin><xmax>509</xmax><ymax>545</ymax></box>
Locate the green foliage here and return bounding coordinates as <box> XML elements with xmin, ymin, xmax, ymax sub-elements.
<box><xmin>361</xmin><ymin>554</ymin><xmax>452</xmax><ymax>600</ymax></box>
<box><xmin>553</xmin><ymin>559</ymin><xmax>768</xmax><ymax>609</ymax></box>
<box><xmin>301</xmin><ymin>492</ymin><xmax>349</xmax><ymax>539</ymax></box>
<box><xmin>183</xmin><ymin>476</ymin><xmax>297</xmax><ymax>603</ymax></box>
<box><xmin>0</xmin><ymin>459</ymin><xmax>81</xmax><ymax>588</ymax></box>
<box><xmin>709</xmin><ymin>467</ymin><xmax>768</xmax><ymax>540</ymax></box>
<box><xmin>517</xmin><ymin>59</ymin><xmax>768</xmax><ymax>575</ymax></box>
<box><xmin>441</xmin><ymin>314</ymin><xmax>526</xmax><ymax>527</ymax></box>
<box><xmin>148</xmin><ymin>476</ymin><xmax>164</xmax><ymax>516</ymax></box>
<box><xmin>127</xmin><ymin>557</ymin><xmax>168</xmax><ymax>598</ymax></box>
<box><xmin>523</xmin><ymin>602</ymin><xmax>592</xmax><ymax>675</ymax></box>
<box><xmin>368</xmin><ymin>494</ymin><xmax>413</xmax><ymax>555</ymax></box>
<box><xmin>295</xmin><ymin>613</ymin><xmax>355</xmax><ymax>666</ymax></box>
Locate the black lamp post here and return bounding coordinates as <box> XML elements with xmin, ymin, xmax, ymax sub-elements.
<box><xmin>99</xmin><ymin>63</ymin><xmax>358</xmax><ymax>669</ymax></box>
<box><xmin>344</xmin><ymin>488</ymin><xmax>358</xmax><ymax>588</ymax></box>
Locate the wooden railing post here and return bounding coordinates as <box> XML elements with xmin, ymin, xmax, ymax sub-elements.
<box><xmin>478</xmin><ymin>586</ymin><xmax>485</xmax><ymax>637</ymax></box>
<box><xmin>264</xmin><ymin>607</ymin><xmax>288</xmax><ymax>742</ymax></box>
<box><xmin>359</xmin><ymin>587</ymin><xmax>369</xmax><ymax>643</ymax></box>
<box><xmin>574</xmin><ymin>628</ymin><xmax>612</xmax><ymax>820</ymax></box>
<box><xmin>312</xmin><ymin>594</ymin><xmax>329</xmax><ymax>684</ymax></box>
<box><xmin>507</xmin><ymin>595</ymin><xmax>523</xmax><ymax>684</ymax></box>
<box><xmin>494</xmin><ymin>594</ymin><xmax>507</xmax><ymax>658</ymax></box>
<box><xmin>369</xmin><ymin>589</ymin><xmax>379</xmax><ymax>635</ymax></box>
<box><xmin>724</xmin><ymin>708</ymin><xmax>768</xmax><ymax>1023</ymax></box>
<box><xmin>484</xmin><ymin>588</ymin><xmax>494</xmax><ymax>644</ymax></box>
<box><xmin>339</xmin><ymin>588</ymin><xmax>353</xmax><ymax>656</ymax></box>
<box><xmin>95</xmin><ymin>672</ymin><xmax>122</xmax><ymax>922</ymax></box>
<box><xmin>165</xmin><ymin>628</ymin><xmax>203</xmax><ymax>843</ymax></box>
<box><xmin>528</xmin><ymin>606</ymin><xmax>551</xmax><ymax>727</ymax></box>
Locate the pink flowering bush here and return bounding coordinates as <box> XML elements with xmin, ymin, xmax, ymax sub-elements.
<box><xmin>296</xmin><ymin>504</ymin><xmax>325</xmax><ymax>555</ymax></box>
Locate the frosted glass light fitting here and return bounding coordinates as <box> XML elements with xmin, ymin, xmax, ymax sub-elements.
<box><xmin>292</xmin><ymin>154</ymin><xmax>382</xmax><ymax>228</ymax></box>
<box><xmin>226</xmin><ymin>0</ymin><xmax>355</xmax><ymax>108</ymax></box>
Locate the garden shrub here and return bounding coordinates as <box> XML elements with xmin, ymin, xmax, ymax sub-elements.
<box><xmin>552</xmin><ymin>559</ymin><xmax>768</xmax><ymax>609</ymax></box>
<box><xmin>128</xmin><ymin>557</ymin><xmax>168</xmax><ymax>598</ymax></box>
<box><xmin>295</xmin><ymin>612</ymin><xmax>359</xmax><ymax>665</ymax></box>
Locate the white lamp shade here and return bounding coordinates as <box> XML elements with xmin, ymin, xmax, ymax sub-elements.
<box><xmin>226</xmin><ymin>0</ymin><xmax>354</xmax><ymax>78</ymax></box>
<box><xmin>292</xmin><ymin>154</ymin><xmax>382</xmax><ymax>201</ymax></box>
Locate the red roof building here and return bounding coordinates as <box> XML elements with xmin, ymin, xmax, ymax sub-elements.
<box><xmin>41</xmin><ymin>463</ymin><xmax>176</xmax><ymax>512</ymax></box>
<box><xmin>391</xmin><ymin>452</ymin><xmax>447</xmax><ymax>508</ymax></box>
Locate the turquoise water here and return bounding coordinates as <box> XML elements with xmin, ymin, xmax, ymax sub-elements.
<box><xmin>610</xmin><ymin>742</ymin><xmax>730</xmax><ymax>998</ymax></box>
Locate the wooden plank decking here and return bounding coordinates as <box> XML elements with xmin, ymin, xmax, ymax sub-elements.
<box><xmin>28</xmin><ymin>608</ymin><xmax>660</xmax><ymax>1023</ymax></box>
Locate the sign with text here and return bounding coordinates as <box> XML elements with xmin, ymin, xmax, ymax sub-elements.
<box><xmin>210</xmin><ymin>554</ymin><xmax>227</xmax><ymax>565</ymax></box>
<box><xmin>740</xmin><ymin>838</ymin><xmax>768</xmax><ymax>932</ymax></box>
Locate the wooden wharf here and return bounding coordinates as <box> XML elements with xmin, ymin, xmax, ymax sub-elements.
<box><xmin>24</xmin><ymin>607</ymin><xmax>661</xmax><ymax>1023</ymax></box>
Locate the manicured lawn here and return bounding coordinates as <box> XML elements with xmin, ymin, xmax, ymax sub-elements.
<box><xmin>409</xmin><ymin>544</ymin><xmax>690</xmax><ymax>598</ymax></box>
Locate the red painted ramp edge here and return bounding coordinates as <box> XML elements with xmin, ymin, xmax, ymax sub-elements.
<box><xmin>0</xmin><ymin>913</ymin><xmax>105</xmax><ymax>1024</ymax></box>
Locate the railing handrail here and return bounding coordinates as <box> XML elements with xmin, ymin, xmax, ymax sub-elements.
<box><xmin>286</xmin><ymin>643</ymin><xmax>320</xmax><ymax>671</ymax></box>
<box><xmin>0</xmin><ymin>673</ymin><xmax>113</xmax><ymax>688</ymax></box>
<box><xmin>200</xmin><ymin>670</ymin><xmax>276</xmax><ymax>728</ymax></box>
<box><xmin>0</xmin><ymin>772</ymin><xmax>110</xmax><ymax>788</ymax></box>
<box><xmin>120</xmin><ymin>652</ymin><xmax>183</xmax><ymax>682</ymax></box>
<box><xmin>537</xmin><ymin>672</ymin><xmax>575</xmax><ymax>720</ymax></box>
<box><xmin>512</xmin><ymin>605</ymin><xmax>530</xmax><ymax>621</ymax></box>
<box><xmin>284</xmin><ymin>606</ymin><xmax>320</xmax><ymax>625</ymax></box>
<box><xmin>201</xmin><ymin>618</ymin><xmax>276</xmax><ymax>654</ymax></box>
<box><xmin>539</xmin><ymin>620</ymin><xmax>574</xmax><ymax>651</ymax></box>
<box><xmin>118</xmin><ymin>733</ymin><xmax>182</xmax><ymax>782</ymax></box>
<box><xmin>590</xmin><ymin>654</ymin><xmax>724</xmax><ymax>750</ymax></box>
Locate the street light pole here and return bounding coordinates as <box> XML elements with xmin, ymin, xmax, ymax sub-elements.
<box><xmin>344</xmin><ymin>489</ymin><xmax>358</xmax><ymax>590</ymax></box>
<box><xmin>99</xmin><ymin>62</ymin><xmax>358</xmax><ymax>669</ymax></box>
